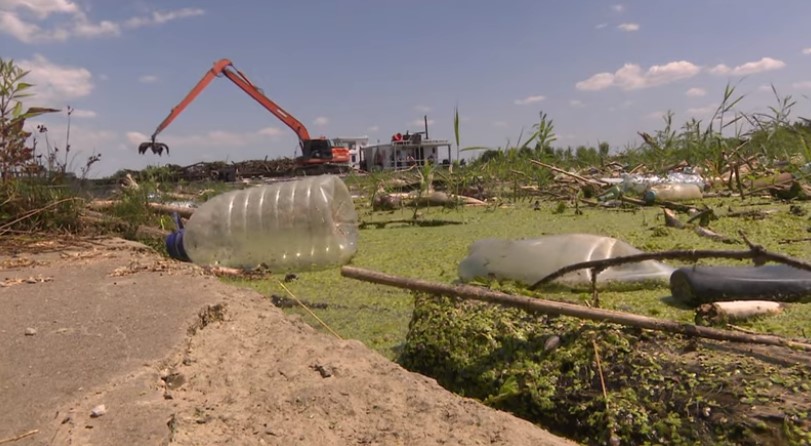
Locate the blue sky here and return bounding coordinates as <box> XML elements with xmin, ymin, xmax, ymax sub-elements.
<box><xmin>3</xmin><ymin>0</ymin><xmax>811</xmax><ymax>178</ymax></box>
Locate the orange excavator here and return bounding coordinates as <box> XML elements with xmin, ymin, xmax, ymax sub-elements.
<box><xmin>138</xmin><ymin>58</ymin><xmax>351</xmax><ymax>175</ymax></box>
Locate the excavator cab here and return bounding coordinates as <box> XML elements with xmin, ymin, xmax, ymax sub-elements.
<box><xmin>300</xmin><ymin>139</ymin><xmax>334</xmax><ymax>161</ymax></box>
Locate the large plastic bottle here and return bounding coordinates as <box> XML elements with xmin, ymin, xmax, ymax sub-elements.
<box><xmin>643</xmin><ymin>183</ymin><xmax>703</xmax><ymax>204</ymax></box>
<box><xmin>166</xmin><ymin>175</ymin><xmax>359</xmax><ymax>272</ymax></box>
<box><xmin>458</xmin><ymin>234</ymin><xmax>675</xmax><ymax>287</ymax></box>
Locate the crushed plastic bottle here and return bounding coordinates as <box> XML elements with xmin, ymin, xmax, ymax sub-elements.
<box><xmin>166</xmin><ymin>175</ymin><xmax>359</xmax><ymax>272</ymax></box>
<box><xmin>457</xmin><ymin>234</ymin><xmax>675</xmax><ymax>286</ymax></box>
<box><xmin>621</xmin><ymin>173</ymin><xmax>663</xmax><ymax>195</ymax></box>
<box><xmin>621</xmin><ymin>171</ymin><xmax>706</xmax><ymax>200</ymax></box>
<box><xmin>666</xmin><ymin>172</ymin><xmax>705</xmax><ymax>190</ymax></box>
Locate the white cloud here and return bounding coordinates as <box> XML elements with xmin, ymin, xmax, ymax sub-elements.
<box><xmin>138</xmin><ymin>75</ymin><xmax>158</xmax><ymax>83</ymax></box>
<box><xmin>577</xmin><ymin>73</ymin><xmax>614</xmax><ymax>91</ymax></box>
<box><xmin>127</xmin><ymin>127</ymin><xmax>291</xmax><ymax>150</ymax></box>
<box><xmin>257</xmin><ymin>127</ymin><xmax>283</xmax><ymax>137</ymax></box>
<box><xmin>70</xmin><ymin>108</ymin><xmax>96</xmax><ymax>118</ymax></box>
<box><xmin>576</xmin><ymin>60</ymin><xmax>700</xmax><ymax>91</ymax></box>
<box><xmin>514</xmin><ymin>95</ymin><xmax>545</xmax><ymax>105</ymax></box>
<box><xmin>612</xmin><ymin>4</ymin><xmax>625</xmax><ymax>12</ymax></box>
<box><xmin>0</xmin><ymin>2</ymin><xmax>204</xmax><ymax>43</ymax></box>
<box><xmin>685</xmin><ymin>87</ymin><xmax>706</xmax><ymax>97</ymax></box>
<box><xmin>17</xmin><ymin>54</ymin><xmax>93</xmax><ymax>105</ymax></box>
<box><xmin>313</xmin><ymin>116</ymin><xmax>329</xmax><ymax>126</ymax></box>
<box><xmin>413</xmin><ymin>105</ymin><xmax>431</xmax><ymax>113</ymax></box>
<box><xmin>645</xmin><ymin>111</ymin><xmax>667</xmax><ymax>120</ymax></box>
<box><xmin>72</xmin><ymin>17</ymin><xmax>119</xmax><ymax>38</ymax></box>
<box><xmin>710</xmin><ymin>57</ymin><xmax>785</xmax><ymax>76</ymax></box>
<box><xmin>2</xmin><ymin>0</ymin><xmax>79</xmax><ymax>19</ymax></box>
<box><xmin>122</xmin><ymin>8</ymin><xmax>205</xmax><ymax>30</ymax></box>
<box><xmin>367</xmin><ymin>125</ymin><xmax>379</xmax><ymax>133</ymax></box>
<box><xmin>617</xmin><ymin>23</ymin><xmax>639</xmax><ymax>32</ymax></box>
<box><xmin>125</xmin><ymin>131</ymin><xmax>148</xmax><ymax>146</ymax></box>
<box><xmin>595</xmin><ymin>23</ymin><xmax>608</xmax><ymax>29</ymax></box>
<box><xmin>569</xmin><ymin>99</ymin><xmax>585</xmax><ymax>108</ymax></box>
<box><xmin>492</xmin><ymin>121</ymin><xmax>508</xmax><ymax>128</ymax></box>
<box><xmin>793</xmin><ymin>81</ymin><xmax>811</xmax><ymax>90</ymax></box>
<box><xmin>802</xmin><ymin>48</ymin><xmax>811</xmax><ymax>55</ymax></box>
<box><xmin>411</xmin><ymin>119</ymin><xmax>434</xmax><ymax>127</ymax></box>
<box><xmin>758</xmin><ymin>84</ymin><xmax>773</xmax><ymax>92</ymax></box>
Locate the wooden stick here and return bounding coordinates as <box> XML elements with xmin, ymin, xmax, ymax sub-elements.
<box><xmin>663</xmin><ymin>208</ymin><xmax>685</xmax><ymax>228</ymax></box>
<box><xmin>0</xmin><ymin>429</ymin><xmax>38</xmax><ymax>444</ymax></box>
<box><xmin>87</xmin><ymin>200</ymin><xmax>195</xmax><ymax>219</ymax></box>
<box><xmin>694</xmin><ymin>226</ymin><xmax>738</xmax><ymax>244</ymax></box>
<box><xmin>696</xmin><ymin>301</ymin><xmax>784</xmax><ymax>325</ymax></box>
<box><xmin>340</xmin><ymin>266</ymin><xmax>811</xmax><ymax>352</ymax></box>
<box><xmin>529</xmin><ymin>240</ymin><xmax>811</xmax><ymax>289</ymax></box>
<box><xmin>81</xmin><ymin>210</ymin><xmax>169</xmax><ymax>239</ymax></box>
<box><xmin>529</xmin><ymin>160</ymin><xmax>608</xmax><ymax>186</ymax></box>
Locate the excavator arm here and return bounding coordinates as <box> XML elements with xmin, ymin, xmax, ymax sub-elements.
<box><xmin>139</xmin><ymin>58</ymin><xmax>313</xmax><ymax>155</ymax></box>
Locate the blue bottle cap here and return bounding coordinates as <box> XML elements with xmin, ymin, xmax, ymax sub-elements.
<box><xmin>165</xmin><ymin>211</ymin><xmax>191</xmax><ymax>262</ymax></box>
<box><xmin>165</xmin><ymin>229</ymin><xmax>190</xmax><ymax>262</ymax></box>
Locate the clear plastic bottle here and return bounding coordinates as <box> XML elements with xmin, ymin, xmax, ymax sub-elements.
<box><xmin>458</xmin><ymin>234</ymin><xmax>675</xmax><ymax>286</ymax></box>
<box><xmin>166</xmin><ymin>175</ymin><xmax>359</xmax><ymax>272</ymax></box>
<box><xmin>643</xmin><ymin>183</ymin><xmax>703</xmax><ymax>204</ymax></box>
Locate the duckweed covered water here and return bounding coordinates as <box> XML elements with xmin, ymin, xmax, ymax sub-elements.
<box><xmin>230</xmin><ymin>198</ymin><xmax>811</xmax><ymax>357</ymax></box>
<box><xmin>224</xmin><ymin>197</ymin><xmax>811</xmax><ymax>444</ymax></box>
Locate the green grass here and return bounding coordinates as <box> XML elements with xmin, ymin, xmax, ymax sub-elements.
<box><xmin>226</xmin><ymin>197</ymin><xmax>811</xmax><ymax>359</ymax></box>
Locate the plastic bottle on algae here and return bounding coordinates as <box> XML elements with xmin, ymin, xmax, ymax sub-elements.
<box><xmin>165</xmin><ymin>175</ymin><xmax>359</xmax><ymax>272</ymax></box>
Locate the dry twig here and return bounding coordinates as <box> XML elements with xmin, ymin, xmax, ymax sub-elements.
<box><xmin>530</xmin><ymin>232</ymin><xmax>811</xmax><ymax>289</ymax></box>
<box><xmin>0</xmin><ymin>429</ymin><xmax>38</xmax><ymax>444</ymax></box>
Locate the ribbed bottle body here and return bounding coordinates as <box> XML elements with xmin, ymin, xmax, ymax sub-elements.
<box><xmin>183</xmin><ymin>175</ymin><xmax>358</xmax><ymax>271</ymax></box>
<box><xmin>644</xmin><ymin>183</ymin><xmax>703</xmax><ymax>203</ymax></box>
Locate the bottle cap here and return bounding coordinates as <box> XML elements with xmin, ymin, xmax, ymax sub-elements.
<box><xmin>166</xmin><ymin>211</ymin><xmax>191</xmax><ymax>262</ymax></box>
<box><xmin>643</xmin><ymin>190</ymin><xmax>657</xmax><ymax>205</ymax></box>
<box><xmin>165</xmin><ymin>229</ymin><xmax>190</xmax><ymax>262</ymax></box>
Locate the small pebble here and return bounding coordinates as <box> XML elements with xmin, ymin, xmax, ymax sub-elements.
<box><xmin>90</xmin><ymin>404</ymin><xmax>106</xmax><ymax>418</ymax></box>
<box><xmin>24</xmin><ymin>327</ymin><xmax>37</xmax><ymax>336</ymax></box>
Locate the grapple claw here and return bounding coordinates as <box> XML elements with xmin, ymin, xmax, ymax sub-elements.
<box><xmin>138</xmin><ymin>141</ymin><xmax>170</xmax><ymax>156</ymax></box>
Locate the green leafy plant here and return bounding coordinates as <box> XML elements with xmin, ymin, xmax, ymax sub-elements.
<box><xmin>0</xmin><ymin>57</ymin><xmax>60</xmax><ymax>182</ymax></box>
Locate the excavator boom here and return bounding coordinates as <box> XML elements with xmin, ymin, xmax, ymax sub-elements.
<box><xmin>138</xmin><ymin>58</ymin><xmax>351</xmax><ymax>176</ymax></box>
<box><xmin>141</xmin><ymin>58</ymin><xmax>312</xmax><ymax>152</ymax></box>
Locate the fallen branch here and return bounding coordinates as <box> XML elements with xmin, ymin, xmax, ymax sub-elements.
<box><xmin>529</xmin><ymin>160</ymin><xmax>608</xmax><ymax>187</ymax></box>
<box><xmin>694</xmin><ymin>226</ymin><xmax>738</xmax><ymax>244</ymax></box>
<box><xmin>0</xmin><ymin>429</ymin><xmax>38</xmax><ymax>444</ymax></box>
<box><xmin>340</xmin><ymin>266</ymin><xmax>811</xmax><ymax>352</ymax></box>
<box><xmin>695</xmin><ymin>301</ymin><xmax>784</xmax><ymax>325</ymax></box>
<box><xmin>663</xmin><ymin>208</ymin><xmax>737</xmax><ymax>243</ymax></box>
<box><xmin>87</xmin><ymin>200</ymin><xmax>196</xmax><ymax>219</ymax></box>
<box><xmin>726</xmin><ymin>209</ymin><xmax>777</xmax><ymax>219</ymax></box>
<box><xmin>663</xmin><ymin>208</ymin><xmax>685</xmax><ymax>228</ymax></box>
<box><xmin>529</xmin><ymin>239</ymin><xmax>811</xmax><ymax>290</ymax></box>
<box><xmin>779</xmin><ymin>237</ymin><xmax>811</xmax><ymax>245</ymax></box>
<box><xmin>81</xmin><ymin>210</ymin><xmax>169</xmax><ymax>239</ymax></box>
<box><xmin>530</xmin><ymin>233</ymin><xmax>811</xmax><ymax>289</ymax></box>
